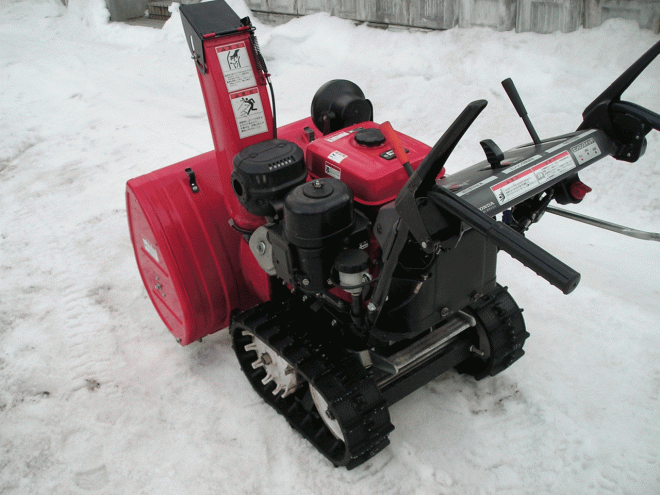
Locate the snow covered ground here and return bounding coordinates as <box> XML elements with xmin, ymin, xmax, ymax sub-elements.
<box><xmin>1</xmin><ymin>0</ymin><xmax>659</xmax><ymax>493</ymax></box>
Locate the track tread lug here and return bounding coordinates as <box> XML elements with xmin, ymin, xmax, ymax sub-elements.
<box><xmin>230</xmin><ymin>300</ymin><xmax>393</xmax><ymax>469</ymax></box>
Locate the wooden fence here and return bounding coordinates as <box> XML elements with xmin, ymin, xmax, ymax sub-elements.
<box><xmin>245</xmin><ymin>0</ymin><xmax>660</xmax><ymax>33</ymax></box>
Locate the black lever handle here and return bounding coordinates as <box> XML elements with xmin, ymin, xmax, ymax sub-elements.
<box><xmin>428</xmin><ymin>186</ymin><xmax>581</xmax><ymax>294</ymax></box>
<box><xmin>395</xmin><ymin>99</ymin><xmax>488</xmax><ymax>252</ymax></box>
<box><xmin>502</xmin><ymin>78</ymin><xmax>541</xmax><ymax>145</ymax></box>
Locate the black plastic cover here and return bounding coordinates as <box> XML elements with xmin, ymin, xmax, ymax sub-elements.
<box><xmin>311</xmin><ymin>80</ymin><xmax>373</xmax><ymax>135</ymax></box>
<box><xmin>232</xmin><ymin>139</ymin><xmax>307</xmax><ymax>217</ymax></box>
<box><xmin>284</xmin><ymin>178</ymin><xmax>354</xmax><ymax>249</ymax></box>
<box><xmin>180</xmin><ymin>0</ymin><xmax>244</xmax><ymax>74</ymax></box>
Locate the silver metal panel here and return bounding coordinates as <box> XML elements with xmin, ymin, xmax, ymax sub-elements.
<box><xmin>410</xmin><ymin>0</ymin><xmax>459</xmax><ymax>29</ymax></box>
<box><xmin>585</xmin><ymin>0</ymin><xmax>660</xmax><ymax>33</ymax></box>
<box><xmin>327</xmin><ymin>0</ymin><xmax>368</xmax><ymax>20</ymax></box>
<box><xmin>266</xmin><ymin>0</ymin><xmax>298</xmax><ymax>14</ymax></box>
<box><xmin>459</xmin><ymin>0</ymin><xmax>516</xmax><ymax>30</ymax></box>
<box><xmin>370</xmin><ymin>0</ymin><xmax>411</xmax><ymax>25</ymax></box>
<box><xmin>299</xmin><ymin>0</ymin><xmax>328</xmax><ymax>15</ymax></box>
<box><xmin>106</xmin><ymin>0</ymin><xmax>149</xmax><ymax>21</ymax></box>
<box><xmin>516</xmin><ymin>0</ymin><xmax>583</xmax><ymax>33</ymax></box>
<box><xmin>245</xmin><ymin>0</ymin><xmax>268</xmax><ymax>12</ymax></box>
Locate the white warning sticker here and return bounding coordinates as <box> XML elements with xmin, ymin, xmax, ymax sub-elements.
<box><xmin>230</xmin><ymin>88</ymin><xmax>269</xmax><ymax>139</ymax></box>
<box><xmin>142</xmin><ymin>237</ymin><xmax>159</xmax><ymax>263</ymax></box>
<box><xmin>491</xmin><ymin>151</ymin><xmax>576</xmax><ymax>205</ymax></box>
<box><xmin>216</xmin><ymin>42</ymin><xmax>257</xmax><ymax>92</ymax></box>
<box><xmin>328</xmin><ymin>150</ymin><xmax>348</xmax><ymax>164</ymax></box>
<box><xmin>325</xmin><ymin>162</ymin><xmax>341</xmax><ymax>179</ymax></box>
<box><xmin>456</xmin><ymin>176</ymin><xmax>498</xmax><ymax>197</ymax></box>
<box><xmin>571</xmin><ymin>137</ymin><xmax>601</xmax><ymax>164</ymax></box>
<box><xmin>545</xmin><ymin>129</ymin><xmax>596</xmax><ymax>153</ymax></box>
<box><xmin>327</xmin><ymin>131</ymin><xmax>350</xmax><ymax>143</ymax></box>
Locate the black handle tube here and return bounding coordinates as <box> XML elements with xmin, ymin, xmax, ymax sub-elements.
<box><xmin>428</xmin><ymin>187</ymin><xmax>581</xmax><ymax>295</ymax></box>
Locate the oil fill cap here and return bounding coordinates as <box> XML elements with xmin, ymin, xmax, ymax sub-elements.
<box><xmin>335</xmin><ymin>249</ymin><xmax>369</xmax><ymax>274</ymax></box>
<box><xmin>355</xmin><ymin>128</ymin><xmax>386</xmax><ymax>147</ymax></box>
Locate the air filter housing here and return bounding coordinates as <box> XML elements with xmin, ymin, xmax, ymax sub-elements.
<box><xmin>232</xmin><ymin>139</ymin><xmax>307</xmax><ymax>217</ymax></box>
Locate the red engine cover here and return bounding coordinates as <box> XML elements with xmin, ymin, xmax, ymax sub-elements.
<box><xmin>304</xmin><ymin>121</ymin><xmax>433</xmax><ymax>206</ymax></box>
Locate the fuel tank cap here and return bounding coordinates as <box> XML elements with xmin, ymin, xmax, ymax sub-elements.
<box><xmin>354</xmin><ymin>128</ymin><xmax>386</xmax><ymax>147</ymax></box>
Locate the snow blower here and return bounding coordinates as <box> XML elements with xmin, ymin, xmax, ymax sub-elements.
<box><xmin>126</xmin><ymin>0</ymin><xmax>660</xmax><ymax>469</ymax></box>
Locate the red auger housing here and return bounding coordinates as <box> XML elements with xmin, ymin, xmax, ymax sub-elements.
<box><xmin>126</xmin><ymin>0</ymin><xmax>660</xmax><ymax>469</ymax></box>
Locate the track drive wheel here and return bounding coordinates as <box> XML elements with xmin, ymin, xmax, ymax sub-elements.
<box><xmin>230</xmin><ymin>300</ymin><xmax>394</xmax><ymax>469</ymax></box>
<box><xmin>456</xmin><ymin>285</ymin><xmax>529</xmax><ymax>380</ymax></box>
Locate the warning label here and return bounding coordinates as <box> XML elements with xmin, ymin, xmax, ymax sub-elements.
<box><xmin>491</xmin><ymin>151</ymin><xmax>575</xmax><ymax>205</ymax></box>
<box><xmin>571</xmin><ymin>138</ymin><xmax>601</xmax><ymax>164</ymax></box>
<box><xmin>327</xmin><ymin>131</ymin><xmax>350</xmax><ymax>143</ymax></box>
<box><xmin>230</xmin><ymin>88</ymin><xmax>268</xmax><ymax>139</ymax></box>
<box><xmin>217</xmin><ymin>42</ymin><xmax>257</xmax><ymax>92</ymax></box>
<box><xmin>328</xmin><ymin>150</ymin><xmax>348</xmax><ymax>164</ymax></box>
<box><xmin>142</xmin><ymin>237</ymin><xmax>159</xmax><ymax>263</ymax></box>
<box><xmin>325</xmin><ymin>162</ymin><xmax>341</xmax><ymax>179</ymax></box>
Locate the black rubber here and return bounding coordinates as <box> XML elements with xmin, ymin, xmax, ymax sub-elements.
<box><xmin>456</xmin><ymin>285</ymin><xmax>529</xmax><ymax>380</ymax></box>
<box><xmin>230</xmin><ymin>299</ymin><xmax>394</xmax><ymax>469</ymax></box>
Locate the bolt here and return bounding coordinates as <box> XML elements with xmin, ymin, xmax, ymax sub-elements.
<box><xmin>470</xmin><ymin>345</ymin><xmax>486</xmax><ymax>357</ymax></box>
<box><xmin>302</xmin><ymin>278</ymin><xmax>310</xmax><ymax>286</ymax></box>
<box><xmin>331</xmin><ymin>319</ymin><xmax>338</xmax><ymax>327</ymax></box>
<box><xmin>421</xmin><ymin>241</ymin><xmax>428</xmax><ymax>249</ymax></box>
<box><xmin>301</xmin><ymin>295</ymin><xmax>309</xmax><ymax>302</ymax></box>
<box><xmin>161</xmin><ymin>292</ymin><xmax>166</xmax><ymax>297</ymax></box>
<box><xmin>313</xmin><ymin>180</ymin><xmax>323</xmax><ymax>189</ymax></box>
<box><xmin>256</xmin><ymin>241</ymin><xmax>266</xmax><ymax>255</ymax></box>
<box><xmin>155</xmin><ymin>283</ymin><xmax>162</xmax><ymax>290</ymax></box>
<box><xmin>367</xmin><ymin>302</ymin><xmax>377</xmax><ymax>312</ymax></box>
<box><xmin>441</xmin><ymin>307</ymin><xmax>450</xmax><ymax>317</ymax></box>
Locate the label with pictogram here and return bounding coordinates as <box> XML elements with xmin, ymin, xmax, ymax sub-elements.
<box><xmin>217</xmin><ymin>42</ymin><xmax>257</xmax><ymax>92</ymax></box>
<box><xmin>491</xmin><ymin>151</ymin><xmax>575</xmax><ymax>205</ymax></box>
<box><xmin>230</xmin><ymin>88</ymin><xmax>268</xmax><ymax>138</ymax></box>
<box><xmin>571</xmin><ymin>137</ymin><xmax>601</xmax><ymax>164</ymax></box>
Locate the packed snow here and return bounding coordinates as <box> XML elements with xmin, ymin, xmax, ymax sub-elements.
<box><xmin>1</xmin><ymin>0</ymin><xmax>659</xmax><ymax>493</ymax></box>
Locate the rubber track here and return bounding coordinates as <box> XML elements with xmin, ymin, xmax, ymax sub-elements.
<box><xmin>457</xmin><ymin>285</ymin><xmax>530</xmax><ymax>380</ymax></box>
<box><xmin>230</xmin><ymin>300</ymin><xmax>395</xmax><ymax>469</ymax></box>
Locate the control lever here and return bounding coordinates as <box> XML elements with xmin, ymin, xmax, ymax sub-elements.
<box><xmin>394</xmin><ymin>100</ymin><xmax>488</xmax><ymax>253</ymax></box>
<box><xmin>502</xmin><ymin>78</ymin><xmax>541</xmax><ymax>145</ymax></box>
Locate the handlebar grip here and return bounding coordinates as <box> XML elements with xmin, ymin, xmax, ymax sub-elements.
<box><xmin>483</xmin><ymin>221</ymin><xmax>581</xmax><ymax>294</ymax></box>
<box><xmin>428</xmin><ymin>187</ymin><xmax>581</xmax><ymax>294</ymax></box>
